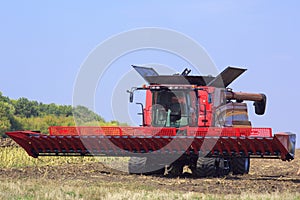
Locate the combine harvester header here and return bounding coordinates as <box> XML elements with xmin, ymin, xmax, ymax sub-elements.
<box><xmin>6</xmin><ymin>66</ymin><xmax>296</xmax><ymax>177</ymax></box>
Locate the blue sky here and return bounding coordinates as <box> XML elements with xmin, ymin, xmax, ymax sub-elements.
<box><xmin>0</xmin><ymin>1</ymin><xmax>299</xmax><ymax>146</ymax></box>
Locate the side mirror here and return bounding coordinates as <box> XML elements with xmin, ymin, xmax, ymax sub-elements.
<box><xmin>127</xmin><ymin>90</ymin><xmax>134</xmax><ymax>103</ymax></box>
<box><xmin>130</xmin><ymin>92</ymin><xmax>133</xmax><ymax>103</ymax></box>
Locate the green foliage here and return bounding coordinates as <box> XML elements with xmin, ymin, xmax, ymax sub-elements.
<box><xmin>13</xmin><ymin>97</ymin><xmax>39</xmax><ymax>118</ymax></box>
<box><xmin>72</xmin><ymin>105</ymin><xmax>105</xmax><ymax>125</ymax></box>
<box><xmin>0</xmin><ymin>91</ymin><xmax>10</xmax><ymax>103</ymax></box>
<box><xmin>0</xmin><ymin>101</ymin><xmax>15</xmax><ymax>136</ymax></box>
<box><xmin>0</xmin><ymin>146</ymin><xmax>99</xmax><ymax>168</ymax></box>
<box><xmin>14</xmin><ymin>115</ymin><xmax>75</xmax><ymax>133</ymax></box>
<box><xmin>0</xmin><ymin>91</ymin><xmax>121</xmax><ymax>135</ymax></box>
<box><xmin>13</xmin><ymin>97</ymin><xmax>73</xmax><ymax>118</ymax></box>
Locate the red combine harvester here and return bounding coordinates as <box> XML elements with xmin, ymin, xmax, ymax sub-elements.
<box><xmin>6</xmin><ymin>66</ymin><xmax>296</xmax><ymax>177</ymax></box>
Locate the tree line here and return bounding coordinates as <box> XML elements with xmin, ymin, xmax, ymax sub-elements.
<box><xmin>0</xmin><ymin>91</ymin><xmax>121</xmax><ymax>136</ymax></box>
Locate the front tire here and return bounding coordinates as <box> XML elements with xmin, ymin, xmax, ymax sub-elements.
<box><xmin>128</xmin><ymin>157</ymin><xmax>165</xmax><ymax>175</ymax></box>
<box><xmin>128</xmin><ymin>157</ymin><xmax>147</xmax><ymax>174</ymax></box>
<box><xmin>231</xmin><ymin>157</ymin><xmax>250</xmax><ymax>175</ymax></box>
<box><xmin>192</xmin><ymin>157</ymin><xmax>217</xmax><ymax>177</ymax></box>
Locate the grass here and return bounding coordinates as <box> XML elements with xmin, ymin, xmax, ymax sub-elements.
<box><xmin>0</xmin><ymin>146</ymin><xmax>129</xmax><ymax>169</ymax></box>
<box><xmin>0</xmin><ymin>179</ymin><xmax>299</xmax><ymax>200</ymax></box>
<box><xmin>0</xmin><ymin>146</ymin><xmax>99</xmax><ymax>168</ymax></box>
<box><xmin>1</xmin><ymin>147</ymin><xmax>300</xmax><ymax>200</ymax></box>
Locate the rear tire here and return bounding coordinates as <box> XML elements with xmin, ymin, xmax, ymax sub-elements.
<box><xmin>128</xmin><ymin>157</ymin><xmax>165</xmax><ymax>175</ymax></box>
<box><xmin>128</xmin><ymin>157</ymin><xmax>147</xmax><ymax>174</ymax></box>
<box><xmin>192</xmin><ymin>157</ymin><xmax>216</xmax><ymax>177</ymax></box>
<box><xmin>231</xmin><ymin>157</ymin><xmax>250</xmax><ymax>175</ymax></box>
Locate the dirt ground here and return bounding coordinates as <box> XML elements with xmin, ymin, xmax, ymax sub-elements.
<box><xmin>0</xmin><ymin>138</ymin><xmax>299</xmax><ymax>195</ymax></box>
<box><xmin>0</xmin><ymin>137</ymin><xmax>18</xmax><ymax>148</ymax></box>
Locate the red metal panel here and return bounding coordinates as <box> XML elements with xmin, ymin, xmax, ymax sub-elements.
<box><xmin>96</xmin><ymin>136</ymin><xmax>109</xmax><ymax>153</ymax></box>
<box><xmin>49</xmin><ymin>126</ymin><xmax>79</xmax><ymax>135</ymax></box>
<box><xmin>187</xmin><ymin>127</ymin><xmax>272</xmax><ymax>137</ymax></box>
<box><xmin>6</xmin><ymin>130</ymin><xmax>294</xmax><ymax>161</ymax></box>
<box><xmin>249</xmin><ymin>128</ymin><xmax>272</xmax><ymax>137</ymax></box>
<box><xmin>127</xmin><ymin>137</ymin><xmax>142</xmax><ymax>152</ymax></box>
<box><xmin>49</xmin><ymin>126</ymin><xmax>272</xmax><ymax>137</ymax></box>
<box><xmin>192</xmin><ymin>137</ymin><xmax>204</xmax><ymax>153</ymax></box>
<box><xmin>80</xmin><ymin>127</ymin><xmax>121</xmax><ymax>136</ymax></box>
<box><xmin>26</xmin><ymin>136</ymin><xmax>41</xmax><ymax>155</ymax></box>
<box><xmin>30</xmin><ymin>136</ymin><xmax>47</xmax><ymax>153</ymax></box>
<box><xmin>42</xmin><ymin>136</ymin><xmax>58</xmax><ymax>153</ymax></box>
<box><xmin>146</xmin><ymin>137</ymin><xmax>159</xmax><ymax>152</ymax></box>
<box><xmin>236</xmin><ymin>138</ymin><xmax>249</xmax><ymax>156</ymax></box>
<box><xmin>49</xmin><ymin>126</ymin><xmax>177</xmax><ymax>137</ymax></box>
<box><xmin>69</xmin><ymin>136</ymin><xmax>87</xmax><ymax>153</ymax></box>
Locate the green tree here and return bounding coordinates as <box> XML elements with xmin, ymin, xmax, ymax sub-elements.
<box><xmin>0</xmin><ymin>91</ymin><xmax>122</xmax><ymax>136</ymax></box>
<box><xmin>72</xmin><ymin>105</ymin><xmax>105</xmax><ymax>125</ymax></box>
<box><xmin>0</xmin><ymin>101</ymin><xmax>15</xmax><ymax>136</ymax></box>
<box><xmin>59</xmin><ymin>105</ymin><xmax>73</xmax><ymax>117</ymax></box>
<box><xmin>0</xmin><ymin>92</ymin><xmax>11</xmax><ymax>103</ymax></box>
<box><xmin>14</xmin><ymin>97</ymin><xmax>38</xmax><ymax>118</ymax></box>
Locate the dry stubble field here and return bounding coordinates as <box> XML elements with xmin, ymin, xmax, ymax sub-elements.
<box><xmin>0</xmin><ymin>138</ymin><xmax>299</xmax><ymax>200</ymax></box>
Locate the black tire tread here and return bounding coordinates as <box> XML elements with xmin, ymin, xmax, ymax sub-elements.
<box><xmin>192</xmin><ymin>157</ymin><xmax>216</xmax><ymax>177</ymax></box>
<box><xmin>128</xmin><ymin>157</ymin><xmax>165</xmax><ymax>175</ymax></box>
<box><xmin>128</xmin><ymin>157</ymin><xmax>147</xmax><ymax>174</ymax></box>
<box><xmin>231</xmin><ymin>157</ymin><xmax>250</xmax><ymax>175</ymax></box>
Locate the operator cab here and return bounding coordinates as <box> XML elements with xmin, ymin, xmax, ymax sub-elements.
<box><xmin>151</xmin><ymin>89</ymin><xmax>196</xmax><ymax>127</ymax></box>
<box><xmin>129</xmin><ymin>65</ymin><xmax>264</xmax><ymax>129</ymax></box>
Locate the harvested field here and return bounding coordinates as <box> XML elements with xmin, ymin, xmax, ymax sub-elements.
<box><xmin>0</xmin><ymin>137</ymin><xmax>18</xmax><ymax>148</ymax></box>
<box><xmin>0</xmin><ymin>138</ymin><xmax>299</xmax><ymax>199</ymax></box>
